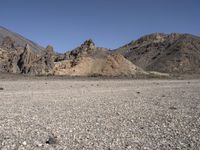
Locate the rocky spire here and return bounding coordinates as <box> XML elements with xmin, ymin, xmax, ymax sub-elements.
<box><xmin>43</xmin><ymin>45</ymin><xmax>55</xmax><ymax>69</ymax></box>
<box><xmin>81</xmin><ymin>39</ymin><xmax>96</xmax><ymax>49</ymax></box>
<box><xmin>69</xmin><ymin>39</ymin><xmax>96</xmax><ymax>59</ymax></box>
<box><xmin>17</xmin><ymin>44</ymin><xmax>37</xmax><ymax>74</ymax></box>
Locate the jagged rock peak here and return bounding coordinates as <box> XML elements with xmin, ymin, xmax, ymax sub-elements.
<box><xmin>24</xmin><ymin>44</ymin><xmax>31</xmax><ymax>51</ymax></box>
<box><xmin>81</xmin><ymin>39</ymin><xmax>96</xmax><ymax>49</ymax></box>
<box><xmin>45</xmin><ymin>45</ymin><xmax>54</xmax><ymax>52</ymax></box>
<box><xmin>43</xmin><ymin>45</ymin><xmax>55</xmax><ymax>69</ymax></box>
<box><xmin>44</xmin><ymin>45</ymin><xmax>55</xmax><ymax>56</ymax></box>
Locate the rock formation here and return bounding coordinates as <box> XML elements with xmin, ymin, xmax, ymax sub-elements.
<box><xmin>53</xmin><ymin>53</ymin><xmax>147</xmax><ymax>76</ymax></box>
<box><xmin>68</xmin><ymin>39</ymin><xmax>110</xmax><ymax>59</ymax></box>
<box><xmin>1</xmin><ymin>26</ymin><xmax>200</xmax><ymax>76</ymax></box>
<box><xmin>0</xmin><ymin>40</ymin><xmax>55</xmax><ymax>75</ymax></box>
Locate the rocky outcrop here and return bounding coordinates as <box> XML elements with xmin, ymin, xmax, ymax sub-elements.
<box><xmin>53</xmin><ymin>53</ymin><xmax>147</xmax><ymax>77</ymax></box>
<box><xmin>0</xmin><ymin>42</ymin><xmax>55</xmax><ymax>75</ymax></box>
<box><xmin>68</xmin><ymin>39</ymin><xmax>110</xmax><ymax>59</ymax></box>
<box><xmin>17</xmin><ymin>44</ymin><xmax>37</xmax><ymax>74</ymax></box>
<box><xmin>69</xmin><ymin>39</ymin><xmax>96</xmax><ymax>59</ymax></box>
<box><xmin>43</xmin><ymin>45</ymin><xmax>55</xmax><ymax>69</ymax></box>
<box><xmin>17</xmin><ymin>44</ymin><xmax>55</xmax><ymax>75</ymax></box>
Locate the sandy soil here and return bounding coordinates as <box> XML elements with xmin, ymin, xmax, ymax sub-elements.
<box><xmin>0</xmin><ymin>78</ymin><xmax>200</xmax><ymax>149</ymax></box>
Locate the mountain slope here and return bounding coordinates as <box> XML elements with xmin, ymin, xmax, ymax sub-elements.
<box><xmin>0</xmin><ymin>26</ymin><xmax>44</xmax><ymax>52</ymax></box>
<box><xmin>115</xmin><ymin>33</ymin><xmax>200</xmax><ymax>73</ymax></box>
<box><xmin>53</xmin><ymin>40</ymin><xmax>150</xmax><ymax>77</ymax></box>
<box><xmin>53</xmin><ymin>53</ymin><xmax>148</xmax><ymax>76</ymax></box>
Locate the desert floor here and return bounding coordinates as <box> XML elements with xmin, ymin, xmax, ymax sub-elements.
<box><xmin>0</xmin><ymin>78</ymin><xmax>199</xmax><ymax>149</ymax></box>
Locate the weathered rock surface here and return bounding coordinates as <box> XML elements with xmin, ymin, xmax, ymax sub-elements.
<box><xmin>115</xmin><ymin>33</ymin><xmax>200</xmax><ymax>73</ymax></box>
<box><xmin>53</xmin><ymin>53</ymin><xmax>148</xmax><ymax>77</ymax></box>
<box><xmin>0</xmin><ymin>42</ymin><xmax>55</xmax><ymax>75</ymax></box>
<box><xmin>53</xmin><ymin>40</ymin><xmax>147</xmax><ymax>77</ymax></box>
<box><xmin>68</xmin><ymin>39</ymin><xmax>110</xmax><ymax>59</ymax></box>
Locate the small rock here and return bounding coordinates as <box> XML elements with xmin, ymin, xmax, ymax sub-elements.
<box><xmin>136</xmin><ymin>92</ymin><xmax>140</xmax><ymax>94</ymax></box>
<box><xmin>37</xmin><ymin>143</ymin><xmax>43</xmax><ymax>147</ymax></box>
<box><xmin>22</xmin><ymin>141</ymin><xmax>27</xmax><ymax>146</ymax></box>
<box><xmin>46</xmin><ymin>136</ymin><xmax>57</xmax><ymax>145</ymax></box>
<box><xmin>169</xmin><ymin>106</ymin><xmax>177</xmax><ymax>110</ymax></box>
<box><xmin>0</xmin><ymin>87</ymin><xmax>4</xmax><ymax>90</ymax></box>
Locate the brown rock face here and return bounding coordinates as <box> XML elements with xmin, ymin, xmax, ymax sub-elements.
<box><xmin>17</xmin><ymin>44</ymin><xmax>37</xmax><ymax>74</ymax></box>
<box><xmin>68</xmin><ymin>39</ymin><xmax>110</xmax><ymax>59</ymax></box>
<box><xmin>69</xmin><ymin>39</ymin><xmax>96</xmax><ymax>59</ymax></box>
<box><xmin>43</xmin><ymin>45</ymin><xmax>55</xmax><ymax>70</ymax></box>
<box><xmin>0</xmin><ymin>42</ymin><xmax>55</xmax><ymax>75</ymax></box>
<box><xmin>1</xmin><ymin>36</ymin><xmax>15</xmax><ymax>49</ymax></box>
<box><xmin>17</xmin><ymin>44</ymin><xmax>55</xmax><ymax>75</ymax></box>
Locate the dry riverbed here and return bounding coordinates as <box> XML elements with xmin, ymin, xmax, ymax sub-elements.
<box><xmin>0</xmin><ymin>79</ymin><xmax>200</xmax><ymax>149</ymax></box>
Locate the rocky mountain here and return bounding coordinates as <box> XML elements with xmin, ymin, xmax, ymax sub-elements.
<box><xmin>53</xmin><ymin>40</ymin><xmax>150</xmax><ymax>76</ymax></box>
<box><xmin>54</xmin><ymin>53</ymin><xmax>147</xmax><ymax>77</ymax></box>
<box><xmin>0</xmin><ymin>31</ymin><xmax>150</xmax><ymax>77</ymax></box>
<box><xmin>0</xmin><ymin>26</ymin><xmax>44</xmax><ymax>52</ymax></box>
<box><xmin>115</xmin><ymin>33</ymin><xmax>200</xmax><ymax>73</ymax></box>
<box><xmin>1</xmin><ymin>26</ymin><xmax>199</xmax><ymax>76</ymax></box>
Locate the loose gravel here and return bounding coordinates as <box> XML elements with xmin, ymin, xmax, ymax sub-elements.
<box><xmin>0</xmin><ymin>79</ymin><xmax>199</xmax><ymax>149</ymax></box>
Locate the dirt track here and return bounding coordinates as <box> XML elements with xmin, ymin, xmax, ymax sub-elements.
<box><xmin>0</xmin><ymin>79</ymin><xmax>200</xmax><ymax>149</ymax></box>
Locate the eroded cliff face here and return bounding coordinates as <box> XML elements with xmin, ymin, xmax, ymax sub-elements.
<box><xmin>0</xmin><ymin>36</ymin><xmax>55</xmax><ymax>75</ymax></box>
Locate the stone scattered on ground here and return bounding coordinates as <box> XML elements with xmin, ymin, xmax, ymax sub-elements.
<box><xmin>0</xmin><ymin>79</ymin><xmax>199</xmax><ymax>149</ymax></box>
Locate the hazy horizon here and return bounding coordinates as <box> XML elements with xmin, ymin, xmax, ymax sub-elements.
<box><xmin>0</xmin><ymin>0</ymin><xmax>200</xmax><ymax>52</ymax></box>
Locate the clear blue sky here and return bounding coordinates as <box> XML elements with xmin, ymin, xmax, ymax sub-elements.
<box><xmin>0</xmin><ymin>0</ymin><xmax>200</xmax><ymax>52</ymax></box>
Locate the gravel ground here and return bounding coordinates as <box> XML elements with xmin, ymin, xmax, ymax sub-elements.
<box><xmin>0</xmin><ymin>79</ymin><xmax>200</xmax><ymax>150</ymax></box>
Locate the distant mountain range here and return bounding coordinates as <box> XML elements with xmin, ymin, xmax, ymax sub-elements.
<box><xmin>0</xmin><ymin>26</ymin><xmax>200</xmax><ymax>76</ymax></box>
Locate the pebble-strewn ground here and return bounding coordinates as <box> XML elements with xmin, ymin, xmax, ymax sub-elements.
<box><xmin>0</xmin><ymin>79</ymin><xmax>199</xmax><ymax>150</ymax></box>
